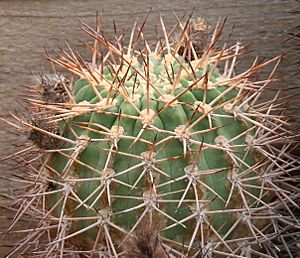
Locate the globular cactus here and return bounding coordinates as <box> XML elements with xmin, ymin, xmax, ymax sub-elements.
<box><xmin>2</xmin><ymin>14</ymin><xmax>300</xmax><ymax>258</ymax></box>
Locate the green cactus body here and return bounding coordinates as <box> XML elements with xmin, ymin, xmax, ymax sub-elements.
<box><xmin>4</xmin><ymin>17</ymin><xmax>299</xmax><ymax>258</ymax></box>
<box><xmin>46</xmin><ymin>53</ymin><xmax>262</xmax><ymax>251</ymax></box>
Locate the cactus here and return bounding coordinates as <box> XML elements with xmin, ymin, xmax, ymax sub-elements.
<box><xmin>2</xmin><ymin>14</ymin><xmax>300</xmax><ymax>257</ymax></box>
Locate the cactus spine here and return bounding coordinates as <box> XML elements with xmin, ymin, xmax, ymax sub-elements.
<box><xmin>2</xmin><ymin>15</ymin><xmax>300</xmax><ymax>257</ymax></box>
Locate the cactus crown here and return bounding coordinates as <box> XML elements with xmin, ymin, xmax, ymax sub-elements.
<box><xmin>2</xmin><ymin>13</ymin><xmax>300</xmax><ymax>258</ymax></box>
